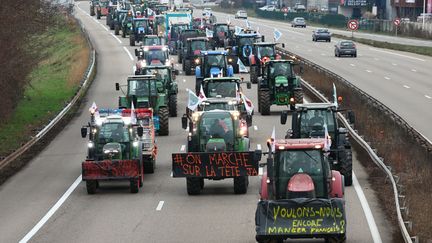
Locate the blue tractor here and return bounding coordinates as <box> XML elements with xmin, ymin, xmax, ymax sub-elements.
<box><xmin>195</xmin><ymin>51</ymin><xmax>234</xmax><ymax>94</ymax></box>
<box><xmin>227</xmin><ymin>30</ymin><xmax>263</xmax><ymax>71</ymax></box>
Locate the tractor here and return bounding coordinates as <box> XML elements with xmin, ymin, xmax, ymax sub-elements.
<box><xmin>115</xmin><ymin>75</ymin><xmax>170</xmax><ymax>135</ymax></box>
<box><xmin>257</xmin><ymin>60</ymin><xmax>304</xmax><ymax>115</ymax></box>
<box><xmin>136</xmin><ymin>66</ymin><xmax>179</xmax><ymax>117</ymax></box>
<box><xmin>227</xmin><ymin>31</ymin><xmax>262</xmax><ymax>68</ymax></box>
<box><xmin>105</xmin><ymin>3</ymin><xmax>118</xmax><ymax>29</ymax></box>
<box><xmin>211</xmin><ymin>23</ymin><xmax>232</xmax><ymax>48</ymax></box>
<box><xmin>90</xmin><ymin>0</ymin><xmax>99</xmax><ymax>16</ymax></box>
<box><xmin>255</xmin><ymin>138</ymin><xmax>346</xmax><ymax>243</ymax></box>
<box><xmin>95</xmin><ymin>0</ymin><xmax>109</xmax><ymax>19</ymax></box>
<box><xmin>194</xmin><ymin>51</ymin><xmax>235</xmax><ymax>94</ymax></box>
<box><xmin>173</xmin><ymin>110</ymin><xmax>261</xmax><ymax>195</ymax></box>
<box><xmin>167</xmin><ymin>23</ymin><xmax>190</xmax><ymax>54</ymax></box>
<box><xmin>177</xmin><ymin>29</ymin><xmax>205</xmax><ymax>64</ymax></box>
<box><xmin>134</xmin><ymin>45</ymin><xmax>170</xmax><ymax>67</ymax></box>
<box><xmin>80</xmin><ymin>108</ymin><xmax>147</xmax><ymax>194</ymax></box>
<box><xmin>113</xmin><ymin>10</ymin><xmax>129</xmax><ymax>35</ymax></box>
<box><xmin>141</xmin><ymin>35</ymin><xmax>164</xmax><ymax>46</ymax></box>
<box><xmin>280</xmin><ymin>101</ymin><xmax>355</xmax><ymax>186</ymax></box>
<box><xmin>120</xmin><ymin>11</ymin><xmax>134</xmax><ymax>38</ymax></box>
<box><xmin>249</xmin><ymin>42</ymin><xmax>285</xmax><ymax>84</ymax></box>
<box><xmin>129</xmin><ymin>18</ymin><xmax>152</xmax><ymax>46</ymax></box>
<box><xmin>181</xmin><ymin>37</ymin><xmax>211</xmax><ymax>75</ymax></box>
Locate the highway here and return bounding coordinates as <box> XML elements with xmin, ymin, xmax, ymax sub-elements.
<box><xmin>0</xmin><ymin>2</ymin><xmax>397</xmax><ymax>243</ymax></box>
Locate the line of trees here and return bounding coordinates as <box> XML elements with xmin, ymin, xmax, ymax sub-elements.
<box><xmin>0</xmin><ymin>0</ymin><xmax>59</xmax><ymax>123</ymax></box>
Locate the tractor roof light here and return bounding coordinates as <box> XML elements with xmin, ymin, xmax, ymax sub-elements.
<box><xmin>133</xmin><ymin>141</ymin><xmax>139</xmax><ymax>147</ymax></box>
<box><xmin>192</xmin><ymin>112</ymin><xmax>200</xmax><ymax>122</ymax></box>
<box><xmin>337</xmin><ymin>96</ymin><xmax>343</xmax><ymax>103</ymax></box>
<box><xmin>278</xmin><ymin>145</ymin><xmax>285</xmax><ymax>150</ymax></box>
<box><xmin>195</xmin><ymin>58</ymin><xmax>200</xmax><ymax>64</ymax></box>
<box><xmin>289</xmin><ymin>97</ymin><xmax>295</xmax><ymax>104</ymax></box>
<box><xmin>143</xmin><ymin>47</ymin><xmax>149</xmax><ymax>51</ymax></box>
<box><xmin>314</xmin><ymin>145</ymin><xmax>322</xmax><ymax>149</ymax></box>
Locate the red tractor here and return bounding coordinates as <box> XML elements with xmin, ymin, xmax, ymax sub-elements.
<box><xmin>95</xmin><ymin>0</ymin><xmax>110</xmax><ymax>19</ymax></box>
<box><xmin>255</xmin><ymin>138</ymin><xmax>346</xmax><ymax>243</ymax></box>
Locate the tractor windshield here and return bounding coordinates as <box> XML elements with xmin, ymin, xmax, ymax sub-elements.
<box><xmin>238</xmin><ymin>37</ymin><xmax>255</xmax><ymax>46</ymax></box>
<box><xmin>299</xmin><ymin>109</ymin><xmax>336</xmax><ymax>138</ymax></box>
<box><xmin>97</xmin><ymin>122</ymin><xmax>130</xmax><ymax>143</ymax></box>
<box><xmin>171</xmin><ymin>25</ymin><xmax>188</xmax><ymax>39</ymax></box>
<box><xmin>258</xmin><ymin>46</ymin><xmax>275</xmax><ymax>58</ymax></box>
<box><xmin>144</xmin><ymin>49</ymin><xmax>168</xmax><ymax>65</ymax></box>
<box><xmin>144</xmin><ymin>37</ymin><xmax>162</xmax><ymax>46</ymax></box>
<box><xmin>206</xmin><ymin>82</ymin><xmax>237</xmax><ymax>98</ymax></box>
<box><xmin>215</xmin><ymin>25</ymin><xmax>228</xmax><ymax>33</ymax></box>
<box><xmin>190</xmin><ymin>41</ymin><xmax>207</xmax><ymax>51</ymax></box>
<box><xmin>199</xmin><ymin>112</ymin><xmax>234</xmax><ymax>149</ymax></box>
<box><xmin>201</xmin><ymin>102</ymin><xmax>236</xmax><ymax>111</ymax></box>
<box><xmin>128</xmin><ymin>79</ymin><xmax>157</xmax><ymax>96</ymax></box>
<box><xmin>206</xmin><ymin>55</ymin><xmax>225</xmax><ymax>67</ymax></box>
<box><xmin>135</xmin><ymin>20</ymin><xmax>148</xmax><ymax>28</ymax></box>
<box><xmin>143</xmin><ymin>68</ymin><xmax>170</xmax><ymax>84</ymax></box>
<box><xmin>270</xmin><ymin>62</ymin><xmax>293</xmax><ymax>78</ymax></box>
<box><xmin>275</xmin><ymin>149</ymin><xmax>326</xmax><ymax>199</ymax></box>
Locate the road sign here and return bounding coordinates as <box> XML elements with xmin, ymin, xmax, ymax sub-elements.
<box><xmin>347</xmin><ymin>19</ymin><xmax>359</xmax><ymax>31</ymax></box>
<box><xmin>282</xmin><ymin>7</ymin><xmax>288</xmax><ymax>13</ymax></box>
<box><xmin>393</xmin><ymin>18</ymin><xmax>401</xmax><ymax>26</ymax></box>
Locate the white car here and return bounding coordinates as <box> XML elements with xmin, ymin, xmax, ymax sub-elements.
<box><xmin>259</xmin><ymin>5</ymin><xmax>276</xmax><ymax>11</ymax></box>
<box><xmin>203</xmin><ymin>7</ymin><xmax>212</xmax><ymax>16</ymax></box>
<box><xmin>235</xmin><ymin>10</ymin><xmax>248</xmax><ymax>19</ymax></box>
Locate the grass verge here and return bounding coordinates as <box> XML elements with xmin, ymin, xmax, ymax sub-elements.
<box><xmin>0</xmin><ymin>16</ymin><xmax>89</xmax><ymax>158</ymax></box>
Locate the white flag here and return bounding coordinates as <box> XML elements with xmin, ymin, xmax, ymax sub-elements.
<box><xmin>199</xmin><ymin>85</ymin><xmax>207</xmax><ymax>102</ymax></box>
<box><xmin>89</xmin><ymin>102</ymin><xmax>100</xmax><ymax>120</ymax></box>
<box><xmin>235</xmin><ymin>85</ymin><xmax>240</xmax><ymax>101</ymax></box>
<box><xmin>323</xmin><ymin>123</ymin><xmax>332</xmax><ymax>151</ymax></box>
<box><xmin>237</xmin><ymin>58</ymin><xmax>248</xmax><ymax>73</ymax></box>
<box><xmin>187</xmin><ymin>89</ymin><xmax>200</xmax><ymax>111</ymax></box>
<box><xmin>131</xmin><ymin>101</ymin><xmax>137</xmax><ymax>124</ymax></box>
<box><xmin>235</xmin><ymin>26</ymin><xmax>242</xmax><ymax>35</ymax></box>
<box><xmin>227</xmin><ymin>17</ymin><xmax>231</xmax><ymax>25</ymax></box>
<box><xmin>271</xmin><ymin>126</ymin><xmax>276</xmax><ymax>152</ymax></box>
<box><xmin>241</xmin><ymin>93</ymin><xmax>254</xmax><ymax>115</ymax></box>
<box><xmin>205</xmin><ymin>28</ymin><xmax>214</xmax><ymax>38</ymax></box>
<box><xmin>333</xmin><ymin>83</ymin><xmax>338</xmax><ymax>108</ymax></box>
<box><xmin>245</xmin><ymin>19</ymin><xmax>251</xmax><ymax>29</ymax></box>
<box><xmin>274</xmin><ymin>28</ymin><xmax>282</xmax><ymax>41</ymax></box>
<box><xmin>147</xmin><ymin>8</ymin><xmax>154</xmax><ymax>16</ymax></box>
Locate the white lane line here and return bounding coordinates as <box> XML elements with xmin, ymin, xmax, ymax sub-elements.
<box><xmin>374</xmin><ymin>58</ymin><xmax>379</xmax><ymax>61</ymax></box>
<box><xmin>384</xmin><ymin>76</ymin><xmax>391</xmax><ymax>80</ymax></box>
<box><xmin>183</xmin><ymin>79</ymin><xmax>186</xmax><ymax>83</ymax></box>
<box><xmin>336</xmin><ymin>58</ymin><xmax>340</xmax><ymax>61</ymax></box>
<box><xmin>123</xmin><ymin>47</ymin><xmax>134</xmax><ymax>61</ymax></box>
<box><xmin>350</xmin><ymin>64</ymin><xmax>355</xmax><ymax>67</ymax></box>
<box><xmin>403</xmin><ymin>85</ymin><xmax>410</xmax><ymax>89</ymax></box>
<box><xmin>19</xmin><ymin>175</ymin><xmax>82</xmax><ymax>243</ymax></box>
<box><xmin>156</xmin><ymin>201</ymin><xmax>165</xmax><ymax>211</ymax></box>
<box><xmin>180</xmin><ymin>145</ymin><xmax>186</xmax><ymax>152</ymax></box>
<box><xmin>353</xmin><ymin>172</ymin><xmax>383</xmax><ymax>243</ymax></box>
<box><xmin>99</xmin><ymin>23</ymin><xmax>109</xmax><ymax>31</ymax></box>
<box><xmin>366</xmin><ymin>70</ymin><xmax>372</xmax><ymax>73</ymax></box>
<box><xmin>254</xmin><ymin>125</ymin><xmax>258</xmax><ymax>131</ymax></box>
<box><xmin>411</xmin><ymin>69</ymin><xmax>417</xmax><ymax>72</ymax></box>
<box><xmin>369</xmin><ymin>48</ymin><xmax>425</xmax><ymax>62</ymax></box>
<box><xmin>320</xmin><ymin>53</ymin><xmax>326</xmax><ymax>56</ymax></box>
<box><xmin>259</xmin><ymin>167</ymin><xmax>263</xmax><ymax>176</ymax></box>
<box><xmin>132</xmin><ymin>65</ymin><xmax>137</xmax><ymax>73</ymax></box>
<box><xmin>425</xmin><ymin>95</ymin><xmax>431</xmax><ymax>99</ymax></box>
<box><xmin>392</xmin><ymin>63</ymin><xmax>398</xmax><ymax>66</ymax></box>
<box><xmin>110</xmin><ymin>33</ymin><xmax>122</xmax><ymax>44</ymax></box>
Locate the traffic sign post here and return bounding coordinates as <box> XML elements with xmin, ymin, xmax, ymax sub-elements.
<box><xmin>347</xmin><ymin>19</ymin><xmax>359</xmax><ymax>39</ymax></box>
<box><xmin>282</xmin><ymin>7</ymin><xmax>288</xmax><ymax>20</ymax></box>
<box><xmin>393</xmin><ymin>18</ymin><xmax>401</xmax><ymax>37</ymax></box>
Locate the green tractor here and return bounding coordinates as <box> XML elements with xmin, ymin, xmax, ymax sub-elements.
<box><xmin>257</xmin><ymin>60</ymin><xmax>303</xmax><ymax>115</ymax></box>
<box><xmin>281</xmin><ymin>102</ymin><xmax>355</xmax><ymax>186</ymax></box>
<box><xmin>249</xmin><ymin>42</ymin><xmax>285</xmax><ymax>84</ymax></box>
<box><xmin>113</xmin><ymin>10</ymin><xmax>129</xmax><ymax>35</ymax></box>
<box><xmin>137</xmin><ymin>66</ymin><xmax>179</xmax><ymax>117</ymax></box>
<box><xmin>120</xmin><ymin>11</ymin><xmax>133</xmax><ymax>38</ymax></box>
<box><xmin>176</xmin><ymin>110</ymin><xmax>260</xmax><ymax>195</ymax></box>
<box><xmin>116</xmin><ymin>75</ymin><xmax>170</xmax><ymax>135</ymax></box>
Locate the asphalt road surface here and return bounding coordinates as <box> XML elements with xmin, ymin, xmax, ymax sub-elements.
<box><xmin>0</xmin><ymin>3</ymin><xmax>396</xmax><ymax>243</ymax></box>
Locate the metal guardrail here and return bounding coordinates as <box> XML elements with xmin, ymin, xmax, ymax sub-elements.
<box><xmin>0</xmin><ymin>7</ymin><xmax>96</xmax><ymax>171</ymax></box>
<box><xmin>275</xmin><ymin>47</ymin><xmax>419</xmax><ymax>243</ymax></box>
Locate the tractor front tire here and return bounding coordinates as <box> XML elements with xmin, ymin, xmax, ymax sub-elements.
<box><xmin>250</xmin><ymin>66</ymin><xmax>258</xmax><ymax>84</ymax></box>
<box><xmin>178</xmin><ymin>55</ymin><xmax>183</xmax><ymax>64</ymax></box>
<box><xmin>158</xmin><ymin>107</ymin><xmax>169</xmax><ymax>136</ymax></box>
<box><xmin>187</xmin><ymin>178</ymin><xmax>201</xmax><ymax>195</ymax></box>
<box><xmin>130</xmin><ymin>179</ymin><xmax>139</xmax><ymax>193</ymax></box>
<box><xmin>114</xmin><ymin>24</ymin><xmax>119</xmax><ymax>35</ymax></box>
<box><xmin>326</xmin><ymin>234</ymin><xmax>346</xmax><ymax>243</ymax></box>
<box><xmin>130</xmin><ymin>35</ymin><xmax>135</xmax><ymax>46</ymax></box>
<box><xmin>96</xmin><ymin>11</ymin><xmax>101</xmax><ymax>19</ymax></box>
<box><xmin>234</xmin><ymin>176</ymin><xmax>248</xmax><ymax>194</ymax></box>
<box><xmin>86</xmin><ymin>180</ymin><xmax>97</xmax><ymax>194</ymax></box>
<box><xmin>184</xmin><ymin>60</ymin><xmax>192</xmax><ymax>75</ymax></box>
<box><xmin>258</xmin><ymin>90</ymin><xmax>271</xmax><ymax>115</ymax></box>
<box><xmin>122</xmin><ymin>29</ymin><xmax>126</xmax><ymax>38</ymax></box>
<box><xmin>90</xmin><ymin>8</ymin><xmax>95</xmax><ymax>16</ymax></box>
<box><xmin>340</xmin><ymin>149</ymin><xmax>353</xmax><ymax>186</ymax></box>
<box><xmin>144</xmin><ymin>159</ymin><xmax>155</xmax><ymax>174</ymax></box>
<box><xmin>169</xmin><ymin>95</ymin><xmax>177</xmax><ymax>117</ymax></box>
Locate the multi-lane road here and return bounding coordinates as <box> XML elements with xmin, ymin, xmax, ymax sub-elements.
<box><xmin>3</xmin><ymin>2</ymin><xmax>428</xmax><ymax>242</ymax></box>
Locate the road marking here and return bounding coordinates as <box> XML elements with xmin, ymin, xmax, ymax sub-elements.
<box><xmin>353</xmin><ymin>172</ymin><xmax>383</xmax><ymax>243</ymax></box>
<box><xmin>320</xmin><ymin>53</ymin><xmax>326</xmax><ymax>56</ymax></box>
<box><xmin>156</xmin><ymin>201</ymin><xmax>165</xmax><ymax>211</ymax></box>
<box><xmin>350</xmin><ymin>64</ymin><xmax>355</xmax><ymax>67</ymax></box>
<box><xmin>369</xmin><ymin>48</ymin><xmax>425</xmax><ymax>62</ymax></box>
<box><xmin>411</xmin><ymin>69</ymin><xmax>417</xmax><ymax>72</ymax></box>
<box><xmin>132</xmin><ymin>65</ymin><xmax>136</xmax><ymax>73</ymax></box>
<box><xmin>183</xmin><ymin>79</ymin><xmax>186</xmax><ymax>83</ymax></box>
<box><xmin>180</xmin><ymin>145</ymin><xmax>186</xmax><ymax>152</ymax></box>
<box><xmin>403</xmin><ymin>85</ymin><xmax>410</xmax><ymax>89</ymax></box>
<box><xmin>259</xmin><ymin>167</ymin><xmax>263</xmax><ymax>176</ymax></box>
<box><xmin>110</xmin><ymin>33</ymin><xmax>122</xmax><ymax>44</ymax></box>
<box><xmin>425</xmin><ymin>95</ymin><xmax>431</xmax><ymax>99</ymax></box>
<box><xmin>366</xmin><ymin>70</ymin><xmax>372</xmax><ymax>73</ymax></box>
<box><xmin>123</xmin><ymin>47</ymin><xmax>134</xmax><ymax>61</ymax></box>
<box><xmin>19</xmin><ymin>175</ymin><xmax>82</xmax><ymax>243</ymax></box>
<box><xmin>336</xmin><ymin>58</ymin><xmax>340</xmax><ymax>61</ymax></box>
<box><xmin>254</xmin><ymin>125</ymin><xmax>258</xmax><ymax>131</ymax></box>
<box><xmin>392</xmin><ymin>63</ymin><xmax>397</xmax><ymax>66</ymax></box>
<box><xmin>99</xmin><ymin>23</ymin><xmax>109</xmax><ymax>31</ymax></box>
<box><xmin>384</xmin><ymin>76</ymin><xmax>391</xmax><ymax>80</ymax></box>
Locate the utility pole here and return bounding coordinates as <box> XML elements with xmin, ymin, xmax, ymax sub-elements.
<box><xmin>423</xmin><ymin>0</ymin><xmax>426</xmax><ymax>30</ymax></box>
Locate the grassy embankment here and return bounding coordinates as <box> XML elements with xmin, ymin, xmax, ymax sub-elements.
<box><xmin>0</xmin><ymin>17</ymin><xmax>89</xmax><ymax>157</ymax></box>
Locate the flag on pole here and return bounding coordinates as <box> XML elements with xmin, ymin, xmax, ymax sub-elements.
<box><xmin>131</xmin><ymin>101</ymin><xmax>137</xmax><ymax>124</ymax></box>
<box><xmin>241</xmin><ymin>93</ymin><xmax>254</xmax><ymax>115</ymax></box>
<box><xmin>235</xmin><ymin>26</ymin><xmax>242</xmax><ymax>35</ymax></box>
<box><xmin>237</xmin><ymin>58</ymin><xmax>248</xmax><ymax>73</ymax></box>
<box><xmin>199</xmin><ymin>85</ymin><xmax>207</xmax><ymax>102</ymax></box>
<box><xmin>235</xmin><ymin>85</ymin><xmax>240</xmax><ymax>102</ymax></box>
<box><xmin>89</xmin><ymin>102</ymin><xmax>100</xmax><ymax>120</ymax></box>
<box><xmin>274</xmin><ymin>28</ymin><xmax>282</xmax><ymax>41</ymax></box>
<box><xmin>205</xmin><ymin>28</ymin><xmax>214</xmax><ymax>38</ymax></box>
<box><xmin>147</xmin><ymin>8</ymin><xmax>154</xmax><ymax>16</ymax></box>
<box><xmin>187</xmin><ymin>89</ymin><xmax>200</xmax><ymax>111</ymax></box>
<box><xmin>332</xmin><ymin>83</ymin><xmax>338</xmax><ymax>108</ymax></box>
<box><xmin>323</xmin><ymin>123</ymin><xmax>332</xmax><ymax>151</ymax></box>
<box><xmin>271</xmin><ymin>126</ymin><xmax>276</xmax><ymax>152</ymax></box>
<box><xmin>245</xmin><ymin>19</ymin><xmax>251</xmax><ymax>29</ymax></box>
<box><xmin>227</xmin><ymin>17</ymin><xmax>231</xmax><ymax>25</ymax></box>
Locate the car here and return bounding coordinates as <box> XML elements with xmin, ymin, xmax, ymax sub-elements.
<box><xmin>259</xmin><ymin>5</ymin><xmax>276</xmax><ymax>11</ymax></box>
<box><xmin>203</xmin><ymin>8</ymin><xmax>212</xmax><ymax>16</ymax></box>
<box><xmin>312</xmin><ymin>28</ymin><xmax>331</xmax><ymax>42</ymax></box>
<box><xmin>291</xmin><ymin>17</ymin><xmax>306</xmax><ymax>28</ymax></box>
<box><xmin>235</xmin><ymin>10</ymin><xmax>248</xmax><ymax>19</ymax></box>
<box><xmin>334</xmin><ymin>40</ymin><xmax>357</xmax><ymax>57</ymax></box>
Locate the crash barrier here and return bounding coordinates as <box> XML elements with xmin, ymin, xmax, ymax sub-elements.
<box><xmin>276</xmin><ymin>46</ymin><xmax>428</xmax><ymax>243</ymax></box>
<box><xmin>0</xmin><ymin>5</ymin><xmax>97</xmax><ymax>171</ymax></box>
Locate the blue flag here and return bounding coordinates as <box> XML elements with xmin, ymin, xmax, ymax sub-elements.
<box><xmin>235</xmin><ymin>26</ymin><xmax>242</xmax><ymax>35</ymax></box>
<box><xmin>274</xmin><ymin>28</ymin><xmax>282</xmax><ymax>41</ymax></box>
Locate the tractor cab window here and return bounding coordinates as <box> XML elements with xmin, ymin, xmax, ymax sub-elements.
<box><xmin>171</xmin><ymin>25</ymin><xmax>188</xmax><ymax>39</ymax></box>
<box><xmin>270</xmin><ymin>62</ymin><xmax>292</xmax><ymax>78</ymax></box>
<box><xmin>100</xmin><ymin>1</ymin><xmax>109</xmax><ymax>7</ymax></box>
<box><xmin>135</xmin><ymin>20</ymin><xmax>148</xmax><ymax>28</ymax></box>
<box><xmin>144</xmin><ymin>68</ymin><xmax>170</xmax><ymax>84</ymax></box>
<box><xmin>207</xmin><ymin>82</ymin><xmax>237</xmax><ymax>98</ymax></box>
<box><xmin>144</xmin><ymin>38</ymin><xmax>161</xmax><ymax>46</ymax></box>
<box><xmin>145</xmin><ymin>50</ymin><xmax>168</xmax><ymax>63</ymax></box>
<box><xmin>238</xmin><ymin>37</ymin><xmax>255</xmax><ymax>46</ymax></box>
<box><xmin>299</xmin><ymin>109</ymin><xmax>336</xmax><ymax>138</ymax></box>
<box><xmin>275</xmin><ymin>150</ymin><xmax>325</xmax><ymax>199</ymax></box>
<box><xmin>98</xmin><ymin>122</ymin><xmax>130</xmax><ymax>143</ymax></box>
<box><xmin>215</xmin><ymin>25</ymin><xmax>228</xmax><ymax>33</ymax></box>
<box><xmin>128</xmin><ymin>79</ymin><xmax>157</xmax><ymax>96</ymax></box>
<box><xmin>191</xmin><ymin>41</ymin><xmax>206</xmax><ymax>51</ymax></box>
<box><xmin>199</xmin><ymin>112</ymin><xmax>234</xmax><ymax>149</ymax></box>
<box><xmin>206</xmin><ymin>55</ymin><xmax>225</xmax><ymax>67</ymax></box>
<box><xmin>202</xmin><ymin>102</ymin><xmax>235</xmax><ymax>111</ymax></box>
<box><xmin>258</xmin><ymin>46</ymin><xmax>275</xmax><ymax>58</ymax></box>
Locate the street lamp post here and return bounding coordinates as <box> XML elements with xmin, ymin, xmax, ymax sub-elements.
<box><xmin>423</xmin><ymin>0</ymin><xmax>426</xmax><ymax>30</ymax></box>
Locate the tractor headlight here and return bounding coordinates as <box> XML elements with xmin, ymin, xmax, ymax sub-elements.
<box><xmin>282</xmin><ymin>83</ymin><xmax>288</xmax><ymax>87</ymax></box>
<box><xmin>87</xmin><ymin>142</ymin><xmax>94</xmax><ymax>148</ymax></box>
<box><xmin>133</xmin><ymin>141</ymin><xmax>139</xmax><ymax>147</ymax></box>
<box><xmin>275</xmin><ymin>83</ymin><xmax>281</xmax><ymax>87</ymax></box>
<box><xmin>194</xmin><ymin>58</ymin><xmax>200</xmax><ymax>64</ymax></box>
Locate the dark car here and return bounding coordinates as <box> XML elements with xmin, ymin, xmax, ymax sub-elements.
<box><xmin>334</xmin><ymin>40</ymin><xmax>357</xmax><ymax>57</ymax></box>
<box><xmin>312</xmin><ymin>28</ymin><xmax>331</xmax><ymax>42</ymax></box>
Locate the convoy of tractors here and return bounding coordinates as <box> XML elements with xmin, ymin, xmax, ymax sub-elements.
<box><xmin>84</xmin><ymin>1</ymin><xmax>353</xmax><ymax>242</ymax></box>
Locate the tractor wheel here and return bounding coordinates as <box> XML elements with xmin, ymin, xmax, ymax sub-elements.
<box><xmin>340</xmin><ymin>149</ymin><xmax>353</xmax><ymax>186</ymax></box>
<box><xmin>97</xmin><ymin>11</ymin><xmax>101</xmax><ymax>19</ymax></box>
<box><xmin>294</xmin><ymin>89</ymin><xmax>304</xmax><ymax>105</ymax></box>
<box><xmin>184</xmin><ymin>60</ymin><xmax>192</xmax><ymax>75</ymax></box>
<box><xmin>144</xmin><ymin>159</ymin><xmax>155</xmax><ymax>174</ymax></box>
<box><xmin>258</xmin><ymin>90</ymin><xmax>271</xmax><ymax>115</ymax></box>
<box><xmin>110</xmin><ymin>22</ymin><xmax>114</xmax><ymax>30</ymax></box>
<box><xmin>234</xmin><ymin>176</ymin><xmax>248</xmax><ymax>194</ymax></box>
<box><xmin>182</xmin><ymin>60</ymin><xmax>185</xmax><ymax>71</ymax></box>
<box><xmin>106</xmin><ymin>14</ymin><xmax>110</xmax><ymax>25</ymax></box>
<box><xmin>122</xmin><ymin>29</ymin><xmax>126</xmax><ymax>38</ymax></box>
<box><xmin>250</xmin><ymin>66</ymin><xmax>258</xmax><ymax>84</ymax></box>
<box><xmin>200</xmin><ymin>178</ymin><xmax>204</xmax><ymax>189</ymax></box>
<box><xmin>187</xmin><ymin>178</ymin><xmax>201</xmax><ymax>195</ymax></box>
<box><xmin>114</xmin><ymin>24</ymin><xmax>119</xmax><ymax>35</ymax></box>
<box><xmin>130</xmin><ymin>179</ymin><xmax>139</xmax><ymax>193</ymax></box>
<box><xmin>130</xmin><ymin>35</ymin><xmax>135</xmax><ymax>46</ymax></box>
<box><xmin>169</xmin><ymin>94</ymin><xmax>177</xmax><ymax>117</ymax></box>
<box><xmin>158</xmin><ymin>107</ymin><xmax>169</xmax><ymax>136</ymax></box>
<box><xmin>326</xmin><ymin>234</ymin><xmax>346</xmax><ymax>243</ymax></box>
<box><xmin>90</xmin><ymin>8</ymin><xmax>95</xmax><ymax>16</ymax></box>
<box><xmin>86</xmin><ymin>180</ymin><xmax>97</xmax><ymax>194</ymax></box>
<box><xmin>178</xmin><ymin>55</ymin><xmax>182</xmax><ymax>64</ymax></box>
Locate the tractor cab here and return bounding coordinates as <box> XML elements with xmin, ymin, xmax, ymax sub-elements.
<box><xmin>249</xmin><ymin>42</ymin><xmax>285</xmax><ymax>83</ymax></box>
<box><xmin>212</xmin><ymin>23</ymin><xmax>232</xmax><ymax>48</ymax></box>
<box><xmin>135</xmin><ymin>45</ymin><xmax>170</xmax><ymax>67</ymax></box>
<box><xmin>195</xmin><ymin>51</ymin><xmax>234</xmax><ymax>93</ymax></box>
<box><xmin>154</xmin><ymin>4</ymin><xmax>169</xmax><ymax>14</ymax></box>
<box><xmin>181</xmin><ymin>37</ymin><xmax>211</xmax><ymax>75</ymax></box>
<box><xmin>201</xmin><ymin>77</ymin><xmax>250</xmax><ymax>99</ymax></box>
<box><xmin>231</xmin><ymin>32</ymin><xmax>262</xmax><ymax>66</ymax></box>
<box><xmin>142</xmin><ymin>35</ymin><xmax>164</xmax><ymax>46</ymax></box>
<box><xmin>129</xmin><ymin>18</ymin><xmax>151</xmax><ymax>46</ymax></box>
